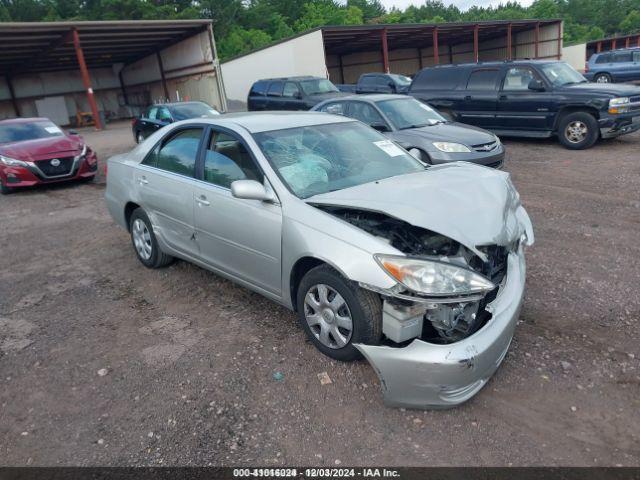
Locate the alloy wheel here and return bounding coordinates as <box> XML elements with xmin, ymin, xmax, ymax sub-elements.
<box><xmin>596</xmin><ymin>75</ymin><xmax>610</xmax><ymax>83</ymax></box>
<box><xmin>565</xmin><ymin>120</ymin><xmax>588</xmax><ymax>144</ymax></box>
<box><xmin>304</xmin><ymin>284</ymin><xmax>353</xmax><ymax>349</ymax></box>
<box><xmin>132</xmin><ymin>218</ymin><xmax>152</xmax><ymax>260</ymax></box>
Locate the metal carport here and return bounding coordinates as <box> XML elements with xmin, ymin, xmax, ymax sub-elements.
<box><xmin>0</xmin><ymin>20</ymin><xmax>227</xmax><ymax>128</ymax></box>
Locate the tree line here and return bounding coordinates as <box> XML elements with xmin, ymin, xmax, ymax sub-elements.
<box><xmin>2</xmin><ymin>0</ymin><xmax>640</xmax><ymax>60</ymax></box>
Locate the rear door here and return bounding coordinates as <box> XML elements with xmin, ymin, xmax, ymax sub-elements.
<box><xmin>192</xmin><ymin>127</ymin><xmax>282</xmax><ymax>296</ymax></box>
<box><xmin>136</xmin><ymin>126</ymin><xmax>204</xmax><ymax>257</ymax></box>
<box><xmin>248</xmin><ymin>80</ymin><xmax>269</xmax><ymax>111</ymax></box>
<box><xmin>265</xmin><ymin>81</ymin><xmax>285</xmax><ymax>110</ymax></box>
<box><xmin>496</xmin><ymin>66</ymin><xmax>553</xmax><ymax>131</ymax></box>
<box><xmin>457</xmin><ymin>68</ymin><xmax>500</xmax><ymax>128</ymax></box>
<box><xmin>139</xmin><ymin>107</ymin><xmax>158</xmax><ymax>138</ymax></box>
<box><xmin>633</xmin><ymin>51</ymin><xmax>640</xmax><ymax>81</ymax></box>
<box><xmin>611</xmin><ymin>51</ymin><xmax>634</xmax><ymax>81</ymax></box>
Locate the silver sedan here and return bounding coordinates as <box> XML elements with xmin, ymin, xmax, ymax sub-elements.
<box><xmin>105</xmin><ymin>112</ymin><xmax>534</xmax><ymax>409</ymax></box>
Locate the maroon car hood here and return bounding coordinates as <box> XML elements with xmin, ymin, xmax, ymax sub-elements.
<box><xmin>0</xmin><ymin>136</ymin><xmax>83</xmax><ymax>162</ymax></box>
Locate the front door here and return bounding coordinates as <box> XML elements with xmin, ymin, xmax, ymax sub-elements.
<box><xmin>496</xmin><ymin>66</ymin><xmax>553</xmax><ymax>131</ymax></box>
<box><xmin>193</xmin><ymin>128</ymin><xmax>283</xmax><ymax>296</ymax></box>
<box><xmin>136</xmin><ymin>126</ymin><xmax>204</xmax><ymax>257</ymax></box>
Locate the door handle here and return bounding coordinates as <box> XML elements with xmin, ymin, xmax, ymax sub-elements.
<box><xmin>138</xmin><ymin>176</ymin><xmax>148</xmax><ymax>185</ymax></box>
<box><xmin>464</xmin><ymin>95</ymin><xmax>472</xmax><ymax>100</ymax></box>
<box><xmin>196</xmin><ymin>195</ymin><xmax>210</xmax><ymax>207</ymax></box>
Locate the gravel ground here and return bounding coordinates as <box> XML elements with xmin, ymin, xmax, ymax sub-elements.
<box><xmin>0</xmin><ymin>121</ymin><xmax>638</xmax><ymax>466</ymax></box>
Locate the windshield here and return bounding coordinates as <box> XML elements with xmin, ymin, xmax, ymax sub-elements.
<box><xmin>0</xmin><ymin>120</ymin><xmax>64</xmax><ymax>144</ymax></box>
<box><xmin>171</xmin><ymin>102</ymin><xmax>219</xmax><ymax>120</ymax></box>
<box><xmin>540</xmin><ymin>62</ymin><xmax>587</xmax><ymax>86</ymax></box>
<box><xmin>299</xmin><ymin>79</ymin><xmax>339</xmax><ymax>95</ymax></box>
<box><xmin>253</xmin><ymin>121</ymin><xmax>425</xmax><ymax>199</ymax></box>
<box><xmin>377</xmin><ymin>98</ymin><xmax>447</xmax><ymax>130</ymax></box>
<box><xmin>389</xmin><ymin>74</ymin><xmax>412</xmax><ymax>86</ymax></box>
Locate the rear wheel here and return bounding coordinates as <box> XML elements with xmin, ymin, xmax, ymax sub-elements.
<box><xmin>558</xmin><ymin>112</ymin><xmax>599</xmax><ymax>150</ymax></box>
<box><xmin>129</xmin><ymin>208</ymin><xmax>174</xmax><ymax>268</ymax></box>
<box><xmin>594</xmin><ymin>73</ymin><xmax>612</xmax><ymax>83</ymax></box>
<box><xmin>296</xmin><ymin>264</ymin><xmax>381</xmax><ymax>362</ymax></box>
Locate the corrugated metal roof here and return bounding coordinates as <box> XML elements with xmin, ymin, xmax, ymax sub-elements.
<box><xmin>0</xmin><ymin>20</ymin><xmax>212</xmax><ymax>75</ymax></box>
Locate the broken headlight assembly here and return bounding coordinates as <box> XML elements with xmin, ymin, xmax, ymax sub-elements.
<box><xmin>608</xmin><ymin>97</ymin><xmax>630</xmax><ymax>114</ymax></box>
<box><xmin>374</xmin><ymin>254</ymin><xmax>495</xmax><ymax>297</ymax></box>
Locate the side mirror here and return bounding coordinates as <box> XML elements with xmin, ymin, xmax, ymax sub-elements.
<box><xmin>528</xmin><ymin>78</ymin><xmax>545</xmax><ymax>91</ymax></box>
<box><xmin>371</xmin><ymin>122</ymin><xmax>390</xmax><ymax>133</ymax></box>
<box><xmin>231</xmin><ymin>180</ymin><xmax>276</xmax><ymax>202</ymax></box>
<box><xmin>68</xmin><ymin>130</ymin><xmax>79</xmax><ymax>135</ymax></box>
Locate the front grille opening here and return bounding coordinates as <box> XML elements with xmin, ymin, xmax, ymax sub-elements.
<box><xmin>35</xmin><ymin>157</ymin><xmax>74</xmax><ymax>177</ymax></box>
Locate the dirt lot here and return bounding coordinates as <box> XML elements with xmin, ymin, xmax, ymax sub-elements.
<box><xmin>0</xmin><ymin>120</ymin><xmax>638</xmax><ymax>466</ymax></box>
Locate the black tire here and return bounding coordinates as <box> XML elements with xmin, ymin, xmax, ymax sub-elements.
<box><xmin>0</xmin><ymin>180</ymin><xmax>13</xmax><ymax>195</ymax></box>
<box><xmin>413</xmin><ymin>148</ymin><xmax>432</xmax><ymax>164</ymax></box>
<box><xmin>129</xmin><ymin>208</ymin><xmax>174</xmax><ymax>268</ymax></box>
<box><xmin>296</xmin><ymin>264</ymin><xmax>382</xmax><ymax>362</ymax></box>
<box><xmin>594</xmin><ymin>73</ymin><xmax>612</xmax><ymax>84</ymax></box>
<box><xmin>557</xmin><ymin>112</ymin><xmax>599</xmax><ymax>150</ymax></box>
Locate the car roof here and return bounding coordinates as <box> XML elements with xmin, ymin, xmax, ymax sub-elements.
<box><xmin>0</xmin><ymin>117</ymin><xmax>51</xmax><ymax>125</ymax></box>
<box><xmin>594</xmin><ymin>47</ymin><xmax>640</xmax><ymax>54</ymax></box>
<box><xmin>254</xmin><ymin>76</ymin><xmax>323</xmax><ymax>82</ymax></box>
<box><xmin>202</xmin><ymin>111</ymin><xmax>353</xmax><ymax>133</ymax></box>
<box><xmin>425</xmin><ymin>59</ymin><xmax>556</xmax><ymax>69</ymax></box>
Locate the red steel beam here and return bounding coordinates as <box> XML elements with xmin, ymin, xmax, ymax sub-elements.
<box><xmin>626</xmin><ymin>37</ymin><xmax>630</xmax><ymax>48</ymax></box>
<box><xmin>611</xmin><ymin>39</ymin><xmax>617</xmax><ymax>49</ymax></box>
<box><xmin>156</xmin><ymin>51</ymin><xmax>170</xmax><ymax>101</ymax></box>
<box><xmin>597</xmin><ymin>41</ymin><xmax>602</xmax><ymax>53</ymax></box>
<box><xmin>637</xmin><ymin>35</ymin><xmax>640</xmax><ymax>47</ymax></box>
<box><xmin>507</xmin><ymin>23</ymin><xmax>512</xmax><ymax>60</ymax></box>
<box><xmin>72</xmin><ymin>28</ymin><xmax>102</xmax><ymax>130</ymax></box>
<box><xmin>381</xmin><ymin>27</ymin><xmax>390</xmax><ymax>73</ymax></box>
<box><xmin>534</xmin><ymin>22</ymin><xmax>540</xmax><ymax>59</ymax></box>
<box><xmin>473</xmin><ymin>24</ymin><xmax>479</xmax><ymax>62</ymax></box>
<box><xmin>432</xmin><ymin>27</ymin><xmax>439</xmax><ymax>65</ymax></box>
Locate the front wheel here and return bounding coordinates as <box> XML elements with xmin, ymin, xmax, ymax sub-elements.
<box><xmin>558</xmin><ymin>112</ymin><xmax>599</xmax><ymax>150</ymax></box>
<box><xmin>0</xmin><ymin>180</ymin><xmax>13</xmax><ymax>195</ymax></box>
<box><xmin>296</xmin><ymin>264</ymin><xmax>381</xmax><ymax>361</ymax></box>
<box><xmin>129</xmin><ymin>208</ymin><xmax>174</xmax><ymax>268</ymax></box>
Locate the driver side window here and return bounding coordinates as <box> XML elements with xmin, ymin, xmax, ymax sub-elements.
<box><xmin>503</xmin><ymin>67</ymin><xmax>537</xmax><ymax>91</ymax></box>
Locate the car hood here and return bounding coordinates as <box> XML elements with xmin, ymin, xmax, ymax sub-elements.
<box><xmin>393</xmin><ymin>122</ymin><xmax>496</xmax><ymax>146</ymax></box>
<box><xmin>557</xmin><ymin>82</ymin><xmax>640</xmax><ymax>97</ymax></box>
<box><xmin>0</xmin><ymin>136</ymin><xmax>83</xmax><ymax>161</ymax></box>
<box><xmin>307</xmin><ymin>163</ymin><xmax>534</xmax><ymax>258</ymax></box>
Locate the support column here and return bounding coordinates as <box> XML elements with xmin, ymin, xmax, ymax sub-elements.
<box><xmin>338</xmin><ymin>55</ymin><xmax>345</xmax><ymax>84</ymax></box>
<box><xmin>557</xmin><ymin>21</ymin><xmax>562</xmax><ymax>59</ymax></box>
<box><xmin>637</xmin><ymin>35</ymin><xmax>640</xmax><ymax>47</ymax></box>
<box><xmin>507</xmin><ymin>23</ymin><xmax>512</xmax><ymax>60</ymax></box>
<box><xmin>432</xmin><ymin>27</ymin><xmax>439</xmax><ymax>65</ymax></box>
<box><xmin>418</xmin><ymin>48</ymin><xmax>423</xmax><ymax>69</ymax></box>
<box><xmin>625</xmin><ymin>37</ymin><xmax>630</xmax><ymax>48</ymax></box>
<box><xmin>597</xmin><ymin>41</ymin><xmax>602</xmax><ymax>52</ymax></box>
<box><xmin>72</xmin><ymin>28</ymin><xmax>102</xmax><ymax>130</ymax></box>
<box><xmin>118</xmin><ymin>69</ymin><xmax>129</xmax><ymax>106</ymax></box>
<box><xmin>156</xmin><ymin>51</ymin><xmax>170</xmax><ymax>101</ymax></box>
<box><xmin>473</xmin><ymin>24</ymin><xmax>479</xmax><ymax>62</ymax></box>
<box><xmin>6</xmin><ymin>76</ymin><xmax>19</xmax><ymax>117</ymax></box>
<box><xmin>534</xmin><ymin>22</ymin><xmax>540</xmax><ymax>59</ymax></box>
<box><xmin>611</xmin><ymin>39</ymin><xmax>617</xmax><ymax>50</ymax></box>
<box><xmin>381</xmin><ymin>28</ymin><xmax>389</xmax><ymax>73</ymax></box>
<box><xmin>207</xmin><ymin>23</ymin><xmax>228</xmax><ymax>112</ymax></box>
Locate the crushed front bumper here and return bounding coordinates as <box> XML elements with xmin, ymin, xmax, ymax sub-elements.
<box><xmin>355</xmin><ymin>245</ymin><xmax>526</xmax><ymax>409</ymax></box>
<box><xmin>599</xmin><ymin>114</ymin><xmax>640</xmax><ymax>139</ymax></box>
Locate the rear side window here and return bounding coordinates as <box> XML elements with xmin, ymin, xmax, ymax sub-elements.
<box><xmin>411</xmin><ymin>67</ymin><xmax>465</xmax><ymax>91</ymax></box>
<box><xmin>376</xmin><ymin>76</ymin><xmax>392</xmax><ymax>87</ymax></box>
<box><xmin>595</xmin><ymin>54</ymin><xmax>611</xmax><ymax>64</ymax></box>
<box><xmin>143</xmin><ymin>128</ymin><xmax>203</xmax><ymax>177</ymax></box>
<box><xmin>613</xmin><ymin>52</ymin><xmax>632</xmax><ymax>63</ymax></box>
<box><xmin>250</xmin><ymin>81</ymin><xmax>269</xmax><ymax>96</ymax></box>
<box><xmin>360</xmin><ymin>76</ymin><xmax>377</xmax><ymax>86</ymax></box>
<box><xmin>267</xmin><ymin>81</ymin><xmax>284</xmax><ymax>97</ymax></box>
<box><xmin>147</xmin><ymin>107</ymin><xmax>158</xmax><ymax>120</ymax></box>
<box><xmin>283</xmin><ymin>82</ymin><xmax>300</xmax><ymax>98</ymax></box>
<box><xmin>466</xmin><ymin>69</ymin><xmax>499</xmax><ymax>90</ymax></box>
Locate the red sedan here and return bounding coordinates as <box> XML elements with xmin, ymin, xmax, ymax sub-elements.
<box><xmin>0</xmin><ymin>117</ymin><xmax>98</xmax><ymax>194</ymax></box>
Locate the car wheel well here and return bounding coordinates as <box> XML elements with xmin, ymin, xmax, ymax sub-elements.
<box><xmin>555</xmin><ymin>107</ymin><xmax>599</xmax><ymax>130</ymax></box>
<box><xmin>124</xmin><ymin>202</ymin><xmax>141</xmax><ymax>231</ymax></box>
<box><xmin>289</xmin><ymin>257</ymin><xmax>327</xmax><ymax>311</ymax></box>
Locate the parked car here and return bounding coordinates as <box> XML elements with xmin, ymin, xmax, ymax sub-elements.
<box><xmin>105</xmin><ymin>112</ymin><xmax>534</xmax><ymax>409</ymax></box>
<box><xmin>337</xmin><ymin>73</ymin><xmax>413</xmax><ymax>94</ymax></box>
<box><xmin>313</xmin><ymin>94</ymin><xmax>504</xmax><ymax>168</ymax></box>
<box><xmin>247</xmin><ymin>76</ymin><xmax>347</xmax><ymax>111</ymax></box>
<box><xmin>410</xmin><ymin>60</ymin><xmax>640</xmax><ymax>149</ymax></box>
<box><xmin>132</xmin><ymin>101</ymin><xmax>219</xmax><ymax>143</ymax></box>
<box><xmin>0</xmin><ymin>117</ymin><xmax>98</xmax><ymax>194</ymax></box>
<box><xmin>584</xmin><ymin>48</ymin><xmax>640</xmax><ymax>83</ymax></box>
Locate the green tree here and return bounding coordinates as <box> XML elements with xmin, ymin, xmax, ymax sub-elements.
<box><xmin>620</xmin><ymin>10</ymin><xmax>640</xmax><ymax>33</ymax></box>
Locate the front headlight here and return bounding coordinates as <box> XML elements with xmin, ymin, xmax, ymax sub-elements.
<box><xmin>609</xmin><ymin>97</ymin><xmax>630</xmax><ymax>114</ymax></box>
<box><xmin>75</xmin><ymin>144</ymin><xmax>88</xmax><ymax>160</ymax></box>
<box><xmin>375</xmin><ymin>254</ymin><xmax>495</xmax><ymax>296</ymax></box>
<box><xmin>432</xmin><ymin>142</ymin><xmax>471</xmax><ymax>153</ymax></box>
<box><xmin>0</xmin><ymin>154</ymin><xmax>29</xmax><ymax>167</ymax></box>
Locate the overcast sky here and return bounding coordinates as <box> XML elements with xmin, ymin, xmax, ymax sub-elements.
<box><xmin>379</xmin><ymin>0</ymin><xmax>535</xmax><ymax>10</ymax></box>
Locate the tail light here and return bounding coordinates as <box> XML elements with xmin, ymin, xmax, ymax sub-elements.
<box><xmin>584</xmin><ymin>63</ymin><xmax>589</xmax><ymax>73</ymax></box>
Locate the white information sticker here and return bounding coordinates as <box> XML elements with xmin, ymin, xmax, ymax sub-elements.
<box><xmin>419</xmin><ymin>103</ymin><xmax>434</xmax><ymax>112</ymax></box>
<box><xmin>45</xmin><ymin>126</ymin><xmax>62</xmax><ymax>134</ymax></box>
<box><xmin>374</xmin><ymin>139</ymin><xmax>405</xmax><ymax>157</ymax></box>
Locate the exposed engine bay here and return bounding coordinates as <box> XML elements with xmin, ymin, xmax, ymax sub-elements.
<box><xmin>315</xmin><ymin>205</ymin><xmax>509</xmax><ymax>345</ymax></box>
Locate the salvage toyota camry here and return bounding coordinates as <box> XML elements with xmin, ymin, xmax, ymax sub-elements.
<box><xmin>105</xmin><ymin>112</ymin><xmax>534</xmax><ymax>409</ymax></box>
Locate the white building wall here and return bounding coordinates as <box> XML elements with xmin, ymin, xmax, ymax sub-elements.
<box><xmin>562</xmin><ymin>43</ymin><xmax>587</xmax><ymax>72</ymax></box>
<box><xmin>221</xmin><ymin>30</ymin><xmax>327</xmax><ymax>110</ymax></box>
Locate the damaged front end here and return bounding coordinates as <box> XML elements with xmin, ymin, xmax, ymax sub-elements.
<box><xmin>315</xmin><ymin>203</ymin><xmax>533</xmax><ymax>409</ymax></box>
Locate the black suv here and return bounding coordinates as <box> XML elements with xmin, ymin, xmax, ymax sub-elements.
<box><xmin>409</xmin><ymin>60</ymin><xmax>640</xmax><ymax>149</ymax></box>
<box><xmin>247</xmin><ymin>76</ymin><xmax>347</xmax><ymax>111</ymax></box>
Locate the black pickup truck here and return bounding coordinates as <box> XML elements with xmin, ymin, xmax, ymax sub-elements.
<box><xmin>337</xmin><ymin>73</ymin><xmax>412</xmax><ymax>95</ymax></box>
<box><xmin>409</xmin><ymin>60</ymin><xmax>640</xmax><ymax>149</ymax></box>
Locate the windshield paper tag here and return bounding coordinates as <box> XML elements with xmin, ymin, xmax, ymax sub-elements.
<box><xmin>45</xmin><ymin>126</ymin><xmax>62</xmax><ymax>134</ymax></box>
<box><xmin>374</xmin><ymin>140</ymin><xmax>404</xmax><ymax>157</ymax></box>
